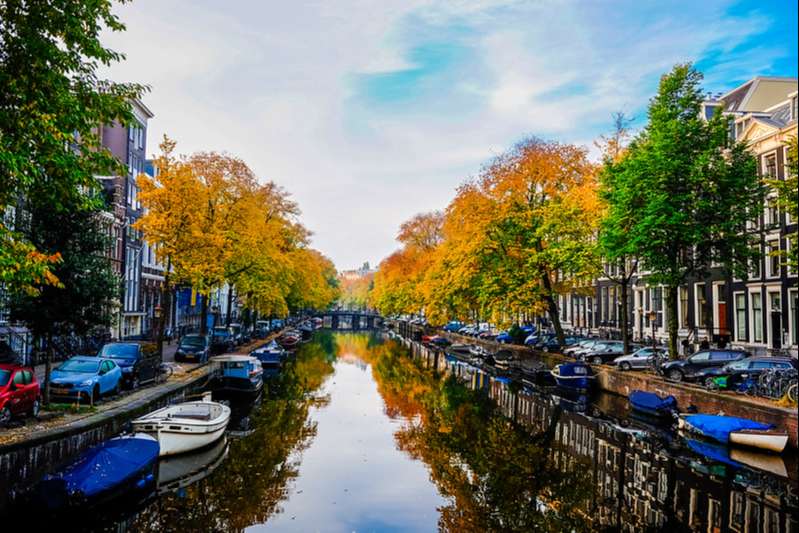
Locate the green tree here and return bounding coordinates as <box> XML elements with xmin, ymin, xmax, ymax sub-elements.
<box><xmin>597</xmin><ymin>112</ymin><xmax>639</xmax><ymax>354</ymax></box>
<box><xmin>9</xmin><ymin>188</ymin><xmax>118</xmax><ymax>404</ymax></box>
<box><xmin>0</xmin><ymin>0</ymin><xmax>145</xmax><ymax>292</ymax></box>
<box><xmin>766</xmin><ymin>136</ymin><xmax>798</xmax><ymax>270</ymax></box>
<box><xmin>618</xmin><ymin>64</ymin><xmax>762</xmax><ymax>358</ymax></box>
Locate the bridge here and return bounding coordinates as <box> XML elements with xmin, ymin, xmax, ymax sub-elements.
<box><xmin>318</xmin><ymin>311</ymin><xmax>383</xmax><ymax>331</ymax></box>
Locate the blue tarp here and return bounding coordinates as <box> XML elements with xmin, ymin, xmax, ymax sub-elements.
<box><xmin>686</xmin><ymin>439</ymin><xmax>742</xmax><ymax>469</ymax></box>
<box><xmin>629</xmin><ymin>390</ymin><xmax>677</xmax><ymax>414</ymax></box>
<box><xmin>45</xmin><ymin>435</ymin><xmax>159</xmax><ymax>498</ymax></box>
<box><xmin>683</xmin><ymin>414</ymin><xmax>774</xmax><ymax>444</ymax></box>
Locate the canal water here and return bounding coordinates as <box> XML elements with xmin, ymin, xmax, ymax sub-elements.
<box><xmin>2</xmin><ymin>331</ymin><xmax>797</xmax><ymax>531</ymax></box>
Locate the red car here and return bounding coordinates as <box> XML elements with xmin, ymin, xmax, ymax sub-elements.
<box><xmin>0</xmin><ymin>364</ymin><xmax>41</xmax><ymax>425</ymax></box>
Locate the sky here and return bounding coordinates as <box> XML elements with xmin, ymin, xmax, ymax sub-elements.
<box><xmin>102</xmin><ymin>0</ymin><xmax>798</xmax><ymax>271</ymax></box>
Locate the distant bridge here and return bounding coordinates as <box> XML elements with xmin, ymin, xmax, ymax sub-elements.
<box><xmin>318</xmin><ymin>311</ymin><xmax>383</xmax><ymax>330</ymax></box>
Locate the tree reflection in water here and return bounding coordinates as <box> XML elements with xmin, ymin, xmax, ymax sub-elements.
<box><xmin>340</xmin><ymin>333</ymin><xmax>595</xmax><ymax>532</ymax></box>
<box><xmin>127</xmin><ymin>334</ymin><xmax>339</xmax><ymax>532</ymax></box>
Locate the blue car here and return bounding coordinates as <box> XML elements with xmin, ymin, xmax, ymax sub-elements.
<box><xmin>442</xmin><ymin>321</ymin><xmax>464</xmax><ymax>333</ymax></box>
<box><xmin>49</xmin><ymin>356</ymin><xmax>123</xmax><ymax>403</ymax></box>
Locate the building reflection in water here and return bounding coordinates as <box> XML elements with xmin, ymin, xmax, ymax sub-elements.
<box><xmin>402</xmin><ymin>336</ymin><xmax>798</xmax><ymax>533</ymax></box>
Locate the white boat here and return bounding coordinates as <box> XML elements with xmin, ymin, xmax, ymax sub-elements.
<box><xmin>678</xmin><ymin>414</ymin><xmax>788</xmax><ymax>454</ymax></box>
<box><xmin>132</xmin><ymin>399</ymin><xmax>231</xmax><ymax>456</ymax></box>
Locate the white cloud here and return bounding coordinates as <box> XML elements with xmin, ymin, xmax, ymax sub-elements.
<box><xmin>101</xmin><ymin>0</ymin><xmax>786</xmax><ymax>270</ymax></box>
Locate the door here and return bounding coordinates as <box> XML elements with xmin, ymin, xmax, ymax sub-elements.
<box><xmin>22</xmin><ymin>370</ymin><xmax>36</xmax><ymax>408</ymax></box>
<box><xmin>769</xmin><ymin>292</ymin><xmax>782</xmax><ymax>349</ymax></box>
<box><xmin>99</xmin><ymin>361</ymin><xmax>112</xmax><ymax>393</ymax></box>
<box><xmin>10</xmin><ymin>371</ymin><xmax>27</xmax><ymax>414</ymax></box>
<box><xmin>716</xmin><ymin>283</ymin><xmax>728</xmax><ymax>335</ymax></box>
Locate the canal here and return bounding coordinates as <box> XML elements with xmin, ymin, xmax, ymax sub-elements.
<box><xmin>2</xmin><ymin>331</ymin><xmax>797</xmax><ymax>531</ymax></box>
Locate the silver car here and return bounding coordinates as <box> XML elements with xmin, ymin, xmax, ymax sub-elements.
<box><xmin>613</xmin><ymin>347</ymin><xmax>667</xmax><ymax>371</ymax></box>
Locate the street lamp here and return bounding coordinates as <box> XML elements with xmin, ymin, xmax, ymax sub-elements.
<box><xmin>648</xmin><ymin>310</ymin><xmax>657</xmax><ymax>351</ymax></box>
<box><xmin>154</xmin><ymin>304</ymin><xmax>163</xmax><ymax>360</ymax></box>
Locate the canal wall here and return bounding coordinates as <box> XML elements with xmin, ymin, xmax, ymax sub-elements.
<box><xmin>391</xmin><ymin>321</ymin><xmax>799</xmax><ymax>448</ymax></box>
<box><xmin>0</xmin><ymin>366</ymin><xmax>211</xmax><ymax>499</ymax></box>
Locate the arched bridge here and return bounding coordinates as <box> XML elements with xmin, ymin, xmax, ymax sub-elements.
<box><xmin>318</xmin><ymin>311</ymin><xmax>383</xmax><ymax>330</ymax></box>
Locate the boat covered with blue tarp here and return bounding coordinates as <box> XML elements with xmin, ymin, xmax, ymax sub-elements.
<box><xmin>629</xmin><ymin>390</ymin><xmax>677</xmax><ymax>418</ymax></box>
<box><xmin>679</xmin><ymin>414</ymin><xmax>788</xmax><ymax>453</ymax></box>
<box><xmin>38</xmin><ymin>434</ymin><xmax>159</xmax><ymax>508</ymax></box>
<box><xmin>550</xmin><ymin>362</ymin><xmax>595</xmax><ymax>391</ymax></box>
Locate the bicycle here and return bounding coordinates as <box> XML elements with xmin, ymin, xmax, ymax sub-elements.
<box><xmin>155</xmin><ymin>362</ymin><xmax>176</xmax><ymax>384</ymax></box>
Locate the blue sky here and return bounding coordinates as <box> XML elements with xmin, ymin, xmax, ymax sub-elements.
<box><xmin>105</xmin><ymin>0</ymin><xmax>798</xmax><ymax>269</ymax></box>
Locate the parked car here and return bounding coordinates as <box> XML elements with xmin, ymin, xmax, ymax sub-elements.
<box><xmin>536</xmin><ymin>335</ymin><xmax>582</xmax><ymax>352</ymax></box>
<box><xmin>175</xmin><ymin>334</ymin><xmax>211</xmax><ymax>363</ymax></box>
<box><xmin>696</xmin><ymin>356</ymin><xmax>798</xmax><ymax>387</ymax></box>
<box><xmin>0</xmin><ymin>364</ymin><xmax>40</xmax><ymax>425</ymax></box>
<box><xmin>443</xmin><ymin>321</ymin><xmax>464</xmax><ymax>333</ymax></box>
<box><xmin>581</xmin><ymin>341</ymin><xmax>627</xmax><ymax>364</ymax></box>
<box><xmin>613</xmin><ymin>347</ymin><xmax>668</xmax><ymax>370</ymax></box>
<box><xmin>564</xmin><ymin>339</ymin><xmax>601</xmax><ymax>358</ymax></box>
<box><xmin>97</xmin><ymin>342</ymin><xmax>159</xmax><ymax>389</ymax></box>
<box><xmin>50</xmin><ymin>356</ymin><xmax>122</xmax><ymax>403</ymax></box>
<box><xmin>229</xmin><ymin>323</ymin><xmax>244</xmax><ymax>345</ymax></box>
<box><xmin>660</xmin><ymin>349</ymin><xmax>749</xmax><ymax>382</ymax></box>
<box><xmin>211</xmin><ymin>327</ymin><xmax>236</xmax><ymax>354</ymax></box>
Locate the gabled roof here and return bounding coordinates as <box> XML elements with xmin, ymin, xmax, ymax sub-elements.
<box><xmin>719</xmin><ymin>76</ymin><xmax>797</xmax><ymax>113</ymax></box>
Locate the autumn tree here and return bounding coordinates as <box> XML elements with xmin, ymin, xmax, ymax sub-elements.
<box><xmin>616</xmin><ymin>64</ymin><xmax>762</xmax><ymax>358</ymax></box>
<box><xmin>0</xmin><ymin>0</ymin><xmax>145</xmax><ymax>293</ymax></box>
<box><xmin>470</xmin><ymin>138</ymin><xmax>600</xmax><ymax>345</ymax></box>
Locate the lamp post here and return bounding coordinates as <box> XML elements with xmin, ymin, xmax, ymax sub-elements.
<box><xmin>154</xmin><ymin>304</ymin><xmax>163</xmax><ymax>361</ymax></box>
<box><xmin>648</xmin><ymin>310</ymin><xmax>657</xmax><ymax>351</ymax></box>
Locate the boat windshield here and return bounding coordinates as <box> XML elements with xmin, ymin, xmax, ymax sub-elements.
<box><xmin>0</xmin><ymin>369</ymin><xmax>10</xmax><ymax>386</ymax></box>
<box><xmin>58</xmin><ymin>359</ymin><xmax>100</xmax><ymax>373</ymax></box>
<box><xmin>98</xmin><ymin>344</ymin><xmax>139</xmax><ymax>359</ymax></box>
<box><xmin>572</xmin><ymin>366</ymin><xmax>588</xmax><ymax>375</ymax></box>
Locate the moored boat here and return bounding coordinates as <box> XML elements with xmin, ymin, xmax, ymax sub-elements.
<box><xmin>210</xmin><ymin>355</ymin><xmax>264</xmax><ymax>397</ymax></box>
<box><xmin>628</xmin><ymin>390</ymin><xmax>678</xmax><ymax>418</ymax></box>
<box><xmin>250</xmin><ymin>339</ymin><xmax>288</xmax><ymax>369</ymax></box>
<box><xmin>678</xmin><ymin>414</ymin><xmax>788</xmax><ymax>453</ymax></box>
<box><xmin>131</xmin><ymin>399</ymin><xmax>231</xmax><ymax>456</ymax></box>
<box><xmin>550</xmin><ymin>362</ymin><xmax>596</xmax><ymax>391</ymax></box>
<box><xmin>36</xmin><ymin>434</ymin><xmax>159</xmax><ymax>509</ymax></box>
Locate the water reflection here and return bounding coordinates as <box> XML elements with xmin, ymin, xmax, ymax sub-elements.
<box><xmin>2</xmin><ymin>332</ymin><xmax>796</xmax><ymax>532</ymax></box>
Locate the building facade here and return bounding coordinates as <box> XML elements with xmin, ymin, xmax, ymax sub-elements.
<box><xmin>559</xmin><ymin>76</ymin><xmax>798</xmax><ymax>356</ymax></box>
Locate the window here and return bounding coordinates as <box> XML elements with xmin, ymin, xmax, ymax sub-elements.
<box><xmin>749</xmin><ymin>246</ymin><xmax>761</xmax><ymax>279</ymax></box>
<box><xmin>22</xmin><ymin>370</ymin><xmax>32</xmax><ymax>384</ymax></box>
<box><xmin>763</xmin><ymin>153</ymin><xmax>777</xmax><ymax>178</ymax></box>
<box><xmin>680</xmin><ymin>287</ymin><xmax>689</xmax><ymax>329</ymax></box>
<box><xmin>735</xmin><ymin>293</ymin><xmax>746</xmax><ymax>341</ymax></box>
<box><xmin>765</xmin><ymin>196</ymin><xmax>779</xmax><ymax>226</ymax></box>
<box><xmin>766</xmin><ymin>241</ymin><xmax>780</xmax><ymax>278</ymax></box>
<box><xmin>696</xmin><ymin>284</ymin><xmax>707</xmax><ymax>328</ymax></box>
<box><xmin>791</xmin><ymin>290</ymin><xmax>798</xmax><ymax>346</ymax></box>
<box><xmin>13</xmin><ymin>371</ymin><xmax>24</xmax><ymax>385</ymax></box>
<box><xmin>690</xmin><ymin>351</ymin><xmax>710</xmax><ymax>362</ymax></box>
<box><xmin>751</xmin><ymin>292</ymin><xmax>763</xmax><ymax>343</ymax></box>
<box><xmin>792</xmin><ymin>95</ymin><xmax>798</xmax><ymax>121</ymax></box>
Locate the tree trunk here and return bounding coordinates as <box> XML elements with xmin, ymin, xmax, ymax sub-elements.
<box><xmin>620</xmin><ymin>276</ymin><xmax>630</xmax><ymax>355</ymax></box>
<box><xmin>200</xmin><ymin>295</ymin><xmax>209</xmax><ymax>335</ymax></box>
<box><xmin>156</xmin><ymin>259</ymin><xmax>171</xmax><ymax>362</ymax></box>
<box><xmin>666</xmin><ymin>284</ymin><xmax>679</xmax><ymax>359</ymax></box>
<box><xmin>541</xmin><ymin>274</ymin><xmax>565</xmax><ymax>346</ymax></box>
<box><xmin>44</xmin><ymin>333</ymin><xmax>53</xmax><ymax>406</ymax></box>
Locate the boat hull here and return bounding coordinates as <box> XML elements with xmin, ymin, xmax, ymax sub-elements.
<box><xmin>729</xmin><ymin>430</ymin><xmax>788</xmax><ymax>454</ymax></box>
<box><xmin>551</xmin><ymin>372</ymin><xmax>595</xmax><ymax>391</ymax></box>
<box><xmin>132</xmin><ymin>421</ymin><xmax>228</xmax><ymax>456</ymax></box>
